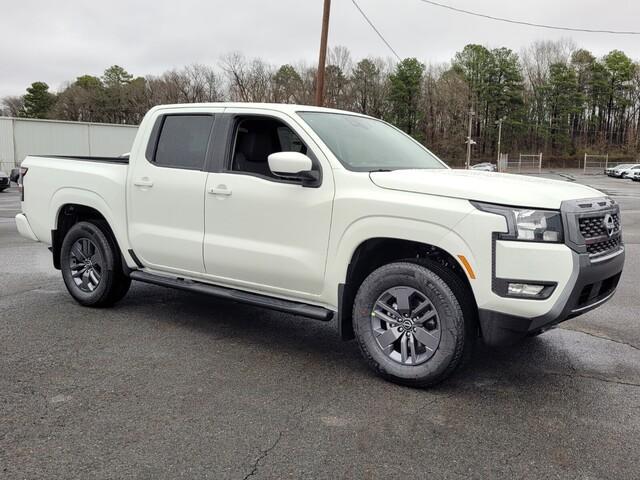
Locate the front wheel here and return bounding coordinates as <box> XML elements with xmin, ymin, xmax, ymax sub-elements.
<box><xmin>60</xmin><ymin>221</ymin><xmax>131</xmax><ymax>307</ymax></box>
<box><xmin>353</xmin><ymin>260</ymin><xmax>476</xmax><ymax>388</ymax></box>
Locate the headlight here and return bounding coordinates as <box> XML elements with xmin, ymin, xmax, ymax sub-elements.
<box><xmin>471</xmin><ymin>202</ymin><xmax>564</xmax><ymax>243</ymax></box>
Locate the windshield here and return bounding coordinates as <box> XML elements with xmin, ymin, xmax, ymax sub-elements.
<box><xmin>298</xmin><ymin>111</ymin><xmax>447</xmax><ymax>171</ymax></box>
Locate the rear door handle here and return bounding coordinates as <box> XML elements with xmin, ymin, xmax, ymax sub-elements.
<box><xmin>208</xmin><ymin>185</ymin><xmax>232</xmax><ymax>196</ymax></box>
<box><xmin>134</xmin><ymin>178</ymin><xmax>154</xmax><ymax>187</ymax></box>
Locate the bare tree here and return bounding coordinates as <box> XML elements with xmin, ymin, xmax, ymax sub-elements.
<box><xmin>2</xmin><ymin>96</ymin><xmax>25</xmax><ymax>116</ymax></box>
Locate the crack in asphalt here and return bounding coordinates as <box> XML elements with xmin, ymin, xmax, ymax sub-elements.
<box><xmin>242</xmin><ymin>430</ymin><xmax>283</xmax><ymax>480</ymax></box>
<box><xmin>544</xmin><ymin>370</ymin><xmax>640</xmax><ymax>388</ymax></box>
<box><xmin>241</xmin><ymin>400</ymin><xmax>308</xmax><ymax>480</ymax></box>
<box><xmin>561</xmin><ymin>327</ymin><xmax>640</xmax><ymax>352</ymax></box>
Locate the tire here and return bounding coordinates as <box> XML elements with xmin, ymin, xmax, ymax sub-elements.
<box><xmin>60</xmin><ymin>220</ymin><xmax>131</xmax><ymax>307</ymax></box>
<box><xmin>352</xmin><ymin>259</ymin><xmax>476</xmax><ymax>388</ymax></box>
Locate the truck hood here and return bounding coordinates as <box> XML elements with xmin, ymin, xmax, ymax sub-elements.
<box><xmin>369</xmin><ymin>169</ymin><xmax>603</xmax><ymax>209</ymax></box>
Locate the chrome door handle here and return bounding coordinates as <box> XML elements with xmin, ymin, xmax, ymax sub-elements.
<box><xmin>208</xmin><ymin>185</ymin><xmax>232</xmax><ymax>196</ymax></box>
<box><xmin>134</xmin><ymin>178</ymin><xmax>154</xmax><ymax>187</ymax></box>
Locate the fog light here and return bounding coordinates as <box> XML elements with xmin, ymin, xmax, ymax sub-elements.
<box><xmin>507</xmin><ymin>283</ymin><xmax>545</xmax><ymax>297</ymax></box>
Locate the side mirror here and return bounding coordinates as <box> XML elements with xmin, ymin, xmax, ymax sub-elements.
<box><xmin>268</xmin><ymin>151</ymin><xmax>319</xmax><ymax>186</ymax></box>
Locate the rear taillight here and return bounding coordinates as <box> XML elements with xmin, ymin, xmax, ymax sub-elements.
<box><xmin>19</xmin><ymin>167</ymin><xmax>28</xmax><ymax>201</ymax></box>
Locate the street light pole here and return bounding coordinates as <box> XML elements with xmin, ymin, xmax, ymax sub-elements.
<box><xmin>496</xmin><ymin>117</ymin><xmax>505</xmax><ymax>162</ymax></box>
<box><xmin>466</xmin><ymin>110</ymin><xmax>474</xmax><ymax>170</ymax></box>
<box><xmin>315</xmin><ymin>0</ymin><xmax>332</xmax><ymax>107</ymax></box>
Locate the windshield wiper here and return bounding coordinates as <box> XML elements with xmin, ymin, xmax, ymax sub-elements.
<box><xmin>369</xmin><ymin>168</ymin><xmax>393</xmax><ymax>173</ymax></box>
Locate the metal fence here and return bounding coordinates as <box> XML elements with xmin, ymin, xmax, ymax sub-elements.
<box><xmin>0</xmin><ymin>117</ymin><xmax>138</xmax><ymax>173</ymax></box>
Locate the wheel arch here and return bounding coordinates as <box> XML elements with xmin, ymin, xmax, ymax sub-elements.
<box><xmin>337</xmin><ymin>237</ymin><xmax>477</xmax><ymax>340</ymax></box>
<box><xmin>50</xmin><ymin>189</ymin><xmax>132</xmax><ymax>270</ymax></box>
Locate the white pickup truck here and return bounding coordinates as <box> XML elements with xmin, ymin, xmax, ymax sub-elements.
<box><xmin>16</xmin><ymin>103</ymin><xmax>625</xmax><ymax>387</ymax></box>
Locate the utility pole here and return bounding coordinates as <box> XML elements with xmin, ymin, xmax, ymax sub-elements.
<box><xmin>495</xmin><ymin>116</ymin><xmax>506</xmax><ymax>162</ymax></box>
<box><xmin>315</xmin><ymin>0</ymin><xmax>332</xmax><ymax>107</ymax></box>
<box><xmin>465</xmin><ymin>110</ymin><xmax>475</xmax><ymax>169</ymax></box>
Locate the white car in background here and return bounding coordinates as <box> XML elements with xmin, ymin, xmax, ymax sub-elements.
<box><xmin>605</xmin><ymin>164</ymin><xmax>629</xmax><ymax>176</ymax></box>
<box><xmin>470</xmin><ymin>162</ymin><xmax>497</xmax><ymax>172</ymax></box>
<box><xmin>608</xmin><ymin>164</ymin><xmax>636</xmax><ymax>178</ymax></box>
<box><xmin>619</xmin><ymin>164</ymin><xmax>640</xmax><ymax>179</ymax></box>
<box><xmin>630</xmin><ymin>169</ymin><xmax>640</xmax><ymax>182</ymax></box>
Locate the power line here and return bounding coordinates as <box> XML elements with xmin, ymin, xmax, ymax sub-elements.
<box><xmin>351</xmin><ymin>0</ymin><xmax>402</xmax><ymax>61</ymax></box>
<box><xmin>415</xmin><ymin>0</ymin><xmax>640</xmax><ymax>35</ymax></box>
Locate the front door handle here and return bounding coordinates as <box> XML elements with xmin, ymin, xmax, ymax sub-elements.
<box><xmin>133</xmin><ymin>178</ymin><xmax>154</xmax><ymax>187</ymax></box>
<box><xmin>208</xmin><ymin>185</ymin><xmax>232</xmax><ymax>196</ymax></box>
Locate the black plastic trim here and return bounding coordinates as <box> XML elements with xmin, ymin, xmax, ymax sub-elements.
<box><xmin>51</xmin><ymin>229</ymin><xmax>61</xmax><ymax>269</ymax></box>
<box><xmin>127</xmin><ymin>249</ymin><xmax>144</xmax><ymax>268</ymax></box>
<box><xmin>129</xmin><ymin>271</ymin><xmax>334</xmax><ymax>321</ymax></box>
<box><xmin>32</xmin><ymin>155</ymin><xmax>129</xmax><ymax>164</ymax></box>
<box><xmin>337</xmin><ymin>283</ymin><xmax>355</xmax><ymax>340</ymax></box>
<box><xmin>479</xmin><ymin>248</ymin><xmax>624</xmax><ymax>346</ymax></box>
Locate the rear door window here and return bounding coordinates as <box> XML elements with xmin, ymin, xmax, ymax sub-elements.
<box><xmin>154</xmin><ymin>115</ymin><xmax>214</xmax><ymax>170</ymax></box>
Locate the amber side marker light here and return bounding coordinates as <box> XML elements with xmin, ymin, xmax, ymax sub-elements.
<box><xmin>457</xmin><ymin>255</ymin><xmax>476</xmax><ymax>280</ymax></box>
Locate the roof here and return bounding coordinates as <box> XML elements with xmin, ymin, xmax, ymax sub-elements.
<box><xmin>149</xmin><ymin>102</ymin><xmax>371</xmax><ymax>118</ymax></box>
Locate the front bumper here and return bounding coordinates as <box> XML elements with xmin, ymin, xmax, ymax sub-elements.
<box><xmin>479</xmin><ymin>247</ymin><xmax>624</xmax><ymax>346</ymax></box>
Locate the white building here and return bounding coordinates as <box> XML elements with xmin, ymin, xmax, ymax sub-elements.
<box><xmin>0</xmin><ymin>117</ymin><xmax>138</xmax><ymax>172</ymax></box>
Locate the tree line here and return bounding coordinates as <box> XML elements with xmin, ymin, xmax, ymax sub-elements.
<box><xmin>3</xmin><ymin>40</ymin><xmax>639</xmax><ymax>165</ymax></box>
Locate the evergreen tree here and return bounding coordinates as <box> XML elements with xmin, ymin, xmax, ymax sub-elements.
<box><xmin>388</xmin><ymin>58</ymin><xmax>424</xmax><ymax>137</ymax></box>
<box><xmin>21</xmin><ymin>82</ymin><xmax>56</xmax><ymax>118</ymax></box>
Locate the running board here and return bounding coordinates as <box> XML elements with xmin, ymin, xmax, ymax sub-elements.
<box><xmin>129</xmin><ymin>271</ymin><xmax>333</xmax><ymax>321</ymax></box>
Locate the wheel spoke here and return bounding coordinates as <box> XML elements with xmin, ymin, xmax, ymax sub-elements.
<box><xmin>393</xmin><ymin>287</ymin><xmax>412</xmax><ymax>314</ymax></box>
<box><xmin>400</xmin><ymin>333</ymin><xmax>409</xmax><ymax>363</ymax></box>
<box><xmin>89</xmin><ymin>269</ymin><xmax>99</xmax><ymax>286</ymax></box>
<box><xmin>80</xmin><ymin>271</ymin><xmax>90</xmax><ymax>291</ymax></box>
<box><xmin>377</xmin><ymin>327</ymin><xmax>401</xmax><ymax>348</ymax></box>
<box><xmin>411</xmin><ymin>299</ymin><xmax>431</xmax><ymax>318</ymax></box>
<box><xmin>373</xmin><ymin>308</ymin><xmax>401</xmax><ymax>326</ymax></box>
<box><xmin>72</xmin><ymin>267</ymin><xmax>88</xmax><ymax>278</ymax></box>
<box><xmin>408</xmin><ymin>334</ymin><xmax>418</xmax><ymax>364</ymax></box>
<box><xmin>71</xmin><ymin>244</ymin><xmax>86</xmax><ymax>261</ymax></box>
<box><xmin>414</xmin><ymin>310</ymin><xmax>437</xmax><ymax>325</ymax></box>
<box><xmin>414</xmin><ymin>327</ymin><xmax>440</xmax><ymax>352</ymax></box>
<box><xmin>376</xmin><ymin>300</ymin><xmax>400</xmax><ymax>318</ymax></box>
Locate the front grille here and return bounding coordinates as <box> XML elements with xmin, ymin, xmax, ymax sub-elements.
<box><xmin>586</xmin><ymin>237</ymin><xmax>621</xmax><ymax>256</ymax></box>
<box><xmin>579</xmin><ymin>213</ymin><xmax>620</xmax><ymax>239</ymax></box>
<box><xmin>0</xmin><ymin>177</ymin><xmax>8</xmax><ymax>186</ymax></box>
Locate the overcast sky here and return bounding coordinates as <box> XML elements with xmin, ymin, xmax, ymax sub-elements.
<box><xmin>1</xmin><ymin>0</ymin><xmax>639</xmax><ymax>98</ymax></box>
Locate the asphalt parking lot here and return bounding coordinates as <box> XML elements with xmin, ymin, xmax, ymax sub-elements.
<box><xmin>1</xmin><ymin>173</ymin><xmax>639</xmax><ymax>479</ymax></box>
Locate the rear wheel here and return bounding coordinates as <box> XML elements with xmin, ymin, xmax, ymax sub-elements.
<box><xmin>353</xmin><ymin>260</ymin><xmax>476</xmax><ymax>388</ymax></box>
<box><xmin>60</xmin><ymin>221</ymin><xmax>131</xmax><ymax>307</ymax></box>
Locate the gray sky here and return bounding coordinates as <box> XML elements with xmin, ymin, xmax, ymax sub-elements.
<box><xmin>1</xmin><ymin>0</ymin><xmax>639</xmax><ymax>98</ymax></box>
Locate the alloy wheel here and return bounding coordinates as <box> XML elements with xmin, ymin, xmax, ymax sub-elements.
<box><xmin>69</xmin><ymin>238</ymin><xmax>103</xmax><ymax>293</ymax></box>
<box><xmin>371</xmin><ymin>286</ymin><xmax>442</xmax><ymax>365</ymax></box>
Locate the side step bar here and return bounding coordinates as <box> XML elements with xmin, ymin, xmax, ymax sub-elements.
<box><xmin>129</xmin><ymin>271</ymin><xmax>334</xmax><ymax>321</ymax></box>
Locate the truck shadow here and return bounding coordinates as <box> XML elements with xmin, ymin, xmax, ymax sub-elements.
<box><xmin>120</xmin><ymin>283</ymin><xmax>576</xmax><ymax>390</ymax></box>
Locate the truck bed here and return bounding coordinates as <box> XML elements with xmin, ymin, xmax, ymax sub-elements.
<box><xmin>20</xmin><ymin>154</ymin><xmax>129</xmax><ymax>248</ymax></box>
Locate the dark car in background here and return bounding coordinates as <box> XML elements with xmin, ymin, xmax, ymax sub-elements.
<box><xmin>10</xmin><ymin>168</ymin><xmax>20</xmax><ymax>184</ymax></box>
<box><xmin>0</xmin><ymin>171</ymin><xmax>10</xmax><ymax>192</ymax></box>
